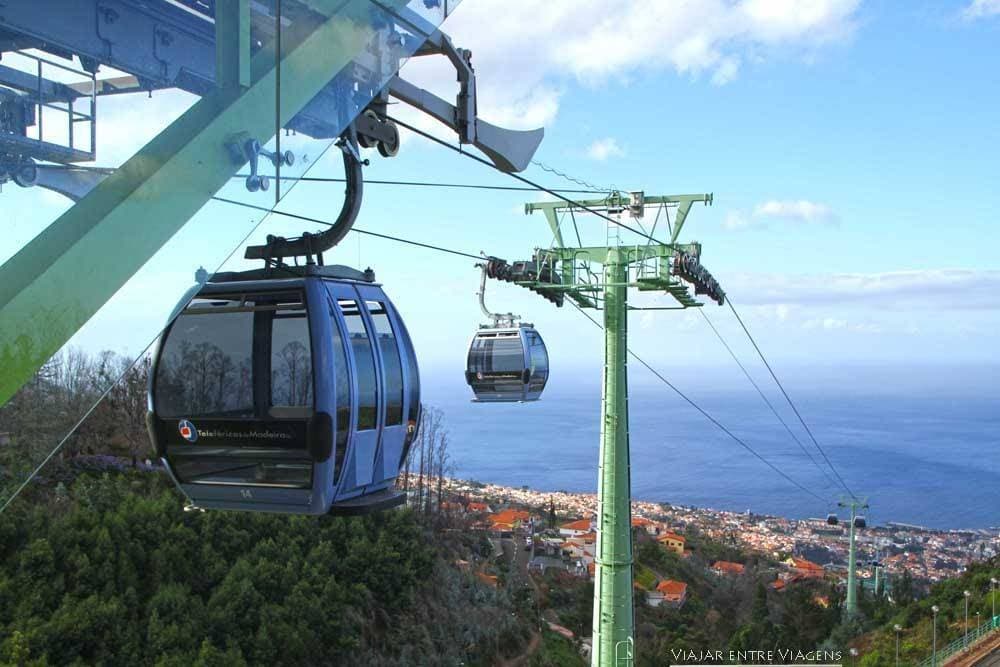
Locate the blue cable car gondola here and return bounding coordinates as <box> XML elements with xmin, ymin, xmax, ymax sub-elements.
<box><xmin>148</xmin><ymin>264</ymin><xmax>420</xmax><ymax>515</ymax></box>
<box><xmin>466</xmin><ymin>324</ymin><xmax>549</xmax><ymax>402</ymax></box>
<box><xmin>464</xmin><ymin>262</ymin><xmax>549</xmax><ymax>402</ymax></box>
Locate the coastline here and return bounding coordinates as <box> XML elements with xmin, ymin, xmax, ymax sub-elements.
<box><xmin>420</xmin><ymin>475</ymin><xmax>1000</xmax><ymax>583</ymax></box>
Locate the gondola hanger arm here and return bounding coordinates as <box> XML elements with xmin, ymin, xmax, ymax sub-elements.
<box><xmin>476</xmin><ymin>260</ymin><xmax>519</xmax><ymax>328</ymax></box>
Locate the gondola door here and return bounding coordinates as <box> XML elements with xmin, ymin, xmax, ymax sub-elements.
<box><xmin>356</xmin><ymin>285</ymin><xmax>406</xmax><ymax>486</ymax></box>
<box><xmin>325</xmin><ymin>283</ymin><xmax>380</xmax><ymax>495</ymax></box>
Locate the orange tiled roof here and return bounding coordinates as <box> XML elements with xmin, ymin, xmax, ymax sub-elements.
<box><xmin>467</xmin><ymin>502</ymin><xmax>490</xmax><ymax>512</ymax></box>
<box><xmin>770</xmin><ymin>578</ymin><xmax>786</xmax><ymax>590</ymax></box>
<box><xmin>792</xmin><ymin>558</ymin><xmax>824</xmax><ymax>572</ymax></box>
<box><xmin>490</xmin><ymin>509</ymin><xmax>530</xmax><ymax>524</ymax></box>
<box><xmin>656</xmin><ymin>580</ymin><xmax>687</xmax><ymax>597</ymax></box>
<box><xmin>561</xmin><ymin>518</ymin><xmax>592</xmax><ymax>532</ymax></box>
<box><xmin>712</xmin><ymin>561</ymin><xmax>746</xmax><ymax>575</ymax></box>
<box><xmin>632</xmin><ymin>517</ymin><xmax>654</xmax><ymax>527</ymax></box>
<box><xmin>657</xmin><ymin>532</ymin><xmax>686</xmax><ymax>543</ymax></box>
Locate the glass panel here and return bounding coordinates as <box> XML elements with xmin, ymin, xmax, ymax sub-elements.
<box><xmin>403</xmin><ymin>0</ymin><xmax>461</xmax><ymax>31</ymax></box>
<box><xmin>172</xmin><ymin>452</ymin><xmax>312</xmax><ymax>489</ymax></box>
<box><xmin>398</xmin><ymin>314</ymin><xmax>421</xmax><ymax>426</ymax></box>
<box><xmin>328</xmin><ymin>303</ymin><xmax>352</xmax><ymax>481</ymax></box>
<box><xmin>338</xmin><ymin>299</ymin><xmax>378</xmax><ymax>431</ymax></box>
<box><xmin>154</xmin><ymin>308</ymin><xmax>254</xmax><ymax>419</ymax></box>
<box><xmin>469</xmin><ymin>335</ymin><xmax>525</xmax><ymax>376</ymax></box>
<box><xmin>153</xmin><ymin>292</ymin><xmax>310</xmax><ymax>420</ymax></box>
<box><xmin>527</xmin><ymin>331</ymin><xmax>549</xmax><ymax>375</ymax></box>
<box><xmin>270</xmin><ymin>315</ymin><xmax>313</xmax><ymax>411</ymax></box>
<box><xmin>367</xmin><ymin>301</ymin><xmax>403</xmax><ymax>426</ymax></box>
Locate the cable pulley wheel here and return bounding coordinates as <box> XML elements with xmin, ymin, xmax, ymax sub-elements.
<box><xmin>358</xmin><ymin>110</ymin><xmax>379</xmax><ymax>149</ymax></box>
<box><xmin>377</xmin><ymin>121</ymin><xmax>400</xmax><ymax>158</ymax></box>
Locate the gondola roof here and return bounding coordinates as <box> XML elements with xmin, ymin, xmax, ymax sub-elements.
<box><xmin>209</xmin><ymin>264</ymin><xmax>376</xmax><ymax>285</ymax></box>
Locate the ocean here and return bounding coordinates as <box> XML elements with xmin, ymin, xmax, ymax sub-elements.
<box><xmin>421</xmin><ymin>364</ymin><xmax>1000</xmax><ymax>530</ymax></box>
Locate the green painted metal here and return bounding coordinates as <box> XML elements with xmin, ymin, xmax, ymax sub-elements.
<box><xmin>525</xmin><ymin>193</ymin><xmax>712</xmax><ymax>245</ymax></box>
<box><xmin>523</xmin><ymin>194</ymin><xmax>713</xmax><ymax>666</ymax></box>
<box><xmin>839</xmin><ymin>496</ymin><xmax>869</xmax><ymax>616</ymax></box>
<box><xmin>215</xmin><ymin>0</ymin><xmax>251</xmax><ymax>91</ymax></box>
<box><xmin>847</xmin><ymin>507</ymin><xmax>857</xmax><ymax>615</ymax></box>
<box><xmin>0</xmin><ymin>0</ymin><xmax>410</xmax><ymax>406</ymax></box>
<box><xmin>592</xmin><ymin>248</ymin><xmax>634</xmax><ymax>667</ymax></box>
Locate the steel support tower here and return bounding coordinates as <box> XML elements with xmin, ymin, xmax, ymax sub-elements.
<box><xmin>599</xmin><ymin>248</ymin><xmax>633</xmax><ymax>665</ymax></box>
<box><xmin>840</xmin><ymin>496</ymin><xmax>869</xmax><ymax>617</ymax></box>
<box><xmin>524</xmin><ymin>193</ymin><xmax>719</xmax><ymax>666</ymax></box>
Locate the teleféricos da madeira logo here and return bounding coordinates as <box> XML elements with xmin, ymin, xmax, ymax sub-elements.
<box><xmin>178</xmin><ymin>420</ymin><xmax>198</xmax><ymax>443</ymax></box>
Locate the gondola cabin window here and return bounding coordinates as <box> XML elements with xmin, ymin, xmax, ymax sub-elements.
<box><xmin>328</xmin><ymin>303</ymin><xmax>352</xmax><ymax>482</ymax></box>
<box><xmin>338</xmin><ymin>299</ymin><xmax>379</xmax><ymax>430</ymax></box>
<box><xmin>155</xmin><ymin>293</ymin><xmax>311</xmax><ymax>419</ymax></box>
<box><xmin>152</xmin><ymin>291</ymin><xmax>313</xmax><ymax>490</ymax></box>
<box><xmin>526</xmin><ymin>330</ymin><xmax>548</xmax><ymax>392</ymax></box>
<box><xmin>367</xmin><ymin>301</ymin><xmax>404</xmax><ymax>426</ymax></box>
<box><xmin>270</xmin><ymin>313</ymin><xmax>314</xmax><ymax>416</ymax></box>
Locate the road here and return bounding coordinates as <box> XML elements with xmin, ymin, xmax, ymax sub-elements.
<box><xmin>973</xmin><ymin>647</ymin><xmax>1000</xmax><ymax>667</ymax></box>
<box><xmin>947</xmin><ymin>630</ymin><xmax>1000</xmax><ymax>667</ymax></box>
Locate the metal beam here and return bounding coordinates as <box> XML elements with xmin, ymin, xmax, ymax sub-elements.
<box><xmin>525</xmin><ymin>193</ymin><xmax>712</xmax><ymax>247</ymax></box>
<box><xmin>215</xmin><ymin>0</ymin><xmax>251</xmax><ymax>91</ymax></box>
<box><xmin>0</xmin><ymin>0</ymin><xmax>407</xmax><ymax>405</ymax></box>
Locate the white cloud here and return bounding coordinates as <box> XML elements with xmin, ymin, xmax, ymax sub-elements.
<box><xmin>586</xmin><ymin>137</ymin><xmax>625</xmax><ymax>161</ymax></box>
<box><xmin>739</xmin><ymin>0</ymin><xmax>860</xmax><ymax>42</ymax></box>
<box><xmin>963</xmin><ymin>0</ymin><xmax>1000</xmax><ymax>19</ymax></box>
<box><xmin>802</xmin><ymin>317</ymin><xmax>882</xmax><ymax>333</ymax></box>
<box><xmin>724</xmin><ymin>269</ymin><xmax>1000</xmax><ymax>310</ymax></box>
<box><xmin>410</xmin><ymin>0</ymin><xmax>862</xmax><ymax>130</ymax></box>
<box><xmin>804</xmin><ymin>317</ymin><xmax>845</xmax><ymax>330</ymax></box>
<box><xmin>723</xmin><ymin>210</ymin><xmax>753</xmax><ymax>230</ymax></box>
<box><xmin>753</xmin><ymin>199</ymin><xmax>837</xmax><ymax>224</ymax></box>
<box><xmin>724</xmin><ymin>199</ymin><xmax>836</xmax><ymax>230</ymax></box>
<box><xmin>712</xmin><ymin>57</ymin><xmax>742</xmax><ymax>85</ymax></box>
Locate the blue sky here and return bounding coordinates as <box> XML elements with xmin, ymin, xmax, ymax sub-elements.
<box><xmin>5</xmin><ymin>0</ymin><xmax>1000</xmax><ymax>391</ymax></box>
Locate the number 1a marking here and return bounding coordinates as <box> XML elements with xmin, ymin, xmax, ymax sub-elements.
<box><xmin>241</xmin><ymin>489</ymin><xmax>253</xmax><ymax>499</ymax></box>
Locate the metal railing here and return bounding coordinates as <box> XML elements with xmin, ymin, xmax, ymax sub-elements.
<box><xmin>0</xmin><ymin>50</ymin><xmax>96</xmax><ymax>164</ymax></box>
<box><xmin>916</xmin><ymin>615</ymin><xmax>1000</xmax><ymax>667</ymax></box>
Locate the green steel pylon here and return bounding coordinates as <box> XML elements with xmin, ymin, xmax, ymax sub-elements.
<box><xmin>523</xmin><ymin>193</ymin><xmax>718</xmax><ymax>666</ymax></box>
<box><xmin>839</xmin><ymin>496</ymin><xmax>869</xmax><ymax>617</ymax></box>
<box><xmin>595</xmin><ymin>248</ymin><xmax>633</xmax><ymax>663</ymax></box>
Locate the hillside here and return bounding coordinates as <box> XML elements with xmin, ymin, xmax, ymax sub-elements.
<box><xmin>0</xmin><ymin>470</ymin><xmax>530</xmax><ymax>666</ymax></box>
<box><xmin>849</xmin><ymin>557</ymin><xmax>1000</xmax><ymax>665</ymax></box>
